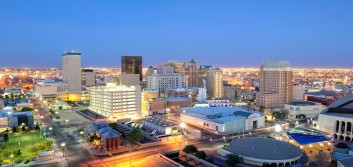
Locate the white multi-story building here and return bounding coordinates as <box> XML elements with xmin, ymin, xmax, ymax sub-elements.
<box><xmin>147</xmin><ymin>67</ymin><xmax>188</xmax><ymax>95</ymax></box>
<box><xmin>284</xmin><ymin>101</ymin><xmax>325</xmax><ymax>118</ymax></box>
<box><xmin>34</xmin><ymin>79</ymin><xmax>68</xmax><ymax>100</ymax></box>
<box><xmin>4</xmin><ymin>86</ymin><xmax>23</xmax><ymax>96</ymax></box>
<box><xmin>197</xmin><ymin>88</ymin><xmax>207</xmax><ymax>102</ymax></box>
<box><xmin>62</xmin><ymin>51</ymin><xmax>82</xmax><ymax>91</ymax></box>
<box><xmin>89</xmin><ymin>83</ymin><xmax>141</xmax><ymax>119</ymax></box>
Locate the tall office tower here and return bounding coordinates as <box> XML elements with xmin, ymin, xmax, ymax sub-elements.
<box><xmin>62</xmin><ymin>51</ymin><xmax>82</xmax><ymax>91</ymax></box>
<box><xmin>256</xmin><ymin>61</ymin><xmax>293</xmax><ymax>109</ymax></box>
<box><xmin>81</xmin><ymin>69</ymin><xmax>96</xmax><ymax>87</ymax></box>
<box><xmin>147</xmin><ymin>66</ymin><xmax>188</xmax><ymax>95</ymax></box>
<box><xmin>121</xmin><ymin>56</ymin><xmax>142</xmax><ymax>81</ymax></box>
<box><xmin>206</xmin><ymin>68</ymin><xmax>223</xmax><ymax>98</ymax></box>
<box><xmin>89</xmin><ymin>83</ymin><xmax>141</xmax><ymax>119</ymax></box>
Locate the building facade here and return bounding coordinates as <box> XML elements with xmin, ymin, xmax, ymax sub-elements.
<box><xmin>62</xmin><ymin>51</ymin><xmax>82</xmax><ymax>91</ymax></box>
<box><xmin>81</xmin><ymin>69</ymin><xmax>96</xmax><ymax>87</ymax></box>
<box><xmin>256</xmin><ymin>61</ymin><xmax>293</xmax><ymax>109</ymax></box>
<box><xmin>147</xmin><ymin>67</ymin><xmax>188</xmax><ymax>95</ymax></box>
<box><xmin>206</xmin><ymin>68</ymin><xmax>223</xmax><ymax>98</ymax></box>
<box><xmin>89</xmin><ymin>83</ymin><xmax>141</xmax><ymax>119</ymax></box>
<box><xmin>284</xmin><ymin>101</ymin><xmax>325</xmax><ymax>118</ymax></box>
<box><xmin>179</xmin><ymin>107</ymin><xmax>265</xmax><ymax>134</ymax></box>
<box><xmin>121</xmin><ymin>56</ymin><xmax>142</xmax><ymax>81</ymax></box>
<box><xmin>292</xmin><ymin>84</ymin><xmax>305</xmax><ymax>101</ymax></box>
<box><xmin>119</xmin><ymin>74</ymin><xmax>140</xmax><ymax>86</ymax></box>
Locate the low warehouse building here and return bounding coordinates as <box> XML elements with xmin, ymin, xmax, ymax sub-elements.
<box><xmin>179</xmin><ymin>107</ymin><xmax>265</xmax><ymax>134</ymax></box>
<box><xmin>142</xmin><ymin>117</ymin><xmax>179</xmax><ymax>135</ymax></box>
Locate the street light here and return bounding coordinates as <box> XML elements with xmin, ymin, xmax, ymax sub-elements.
<box><xmin>180</xmin><ymin>122</ymin><xmax>186</xmax><ymax>134</ymax></box>
<box><xmin>18</xmin><ymin>141</ymin><xmax>21</xmax><ymax>149</ymax></box>
<box><xmin>223</xmin><ymin>136</ymin><xmax>227</xmax><ymax>145</ymax></box>
<box><xmin>61</xmin><ymin>143</ymin><xmax>66</xmax><ymax>157</ymax></box>
<box><xmin>10</xmin><ymin>154</ymin><xmax>13</xmax><ymax>167</ymax></box>
<box><xmin>49</xmin><ymin>127</ymin><xmax>53</xmax><ymax>137</ymax></box>
<box><xmin>210</xmin><ymin>138</ymin><xmax>213</xmax><ymax>143</ymax></box>
<box><xmin>275</xmin><ymin>124</ymin><xmax>282</xmax><ymax>133</ymax></box>
<box><xmin>320</xmin><ymin>143</ymin><xmax>323</xmax><ymax>150</ymax></box>
<box><xmin>65</xmin><ymin>120</ymin><xmax>69</xmax><ymax>127</ymax></box>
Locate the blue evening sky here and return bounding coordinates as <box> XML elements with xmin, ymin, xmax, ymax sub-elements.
<box><xmin>0</xmin><ymin>1</ymin><xmax>352</xmax><ymax>68</ymax></box>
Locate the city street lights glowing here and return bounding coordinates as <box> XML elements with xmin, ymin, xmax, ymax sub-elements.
<box><xmin>180</xmin><ymin>122</ymin><xmax>186</xmax><ymax>128</ymax></box>
<box><xmin>61</xmin><ymin>143</ymin><xmax>66</xmax><ymax>157</ymax></box>
<box><xmin>49</xmin><ymin>127</ymin><xmax>53</xmax><ymax>131</ymax></box>
<box><xmin>275</xmin><ymin>124</ymin><xmax>282</xmax><ymax>133</ymax></box>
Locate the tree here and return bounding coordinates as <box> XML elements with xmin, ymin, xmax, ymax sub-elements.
<box><xmin>182</xmin><ymin>145</ymin><xmax>198</xmax><ymax>154</ymax></box>
<box><xmin>271</xmin><ymin>110</ymin><xmax>288</xmax><ymax>120</ymax></box>
<box><xmin>3</xmin><ymin>132</ymin><xmax>9</xmax><ymax>142</ymax></box>
<box><xmin>128</xmin><ymin>129</ymin><xmax>143</xmax><ymax>144</ymax></box>
<box><xmin>22</xmin><ymin>126</ymin><xmax>26</xmax><ymax>132</ymax></box>
<box><xmin>58</xmin><ymin>106</ymin><xmax>63</xmax><ymax>110</ymax></box>
<box><xmin>29</xmin><ymin>146</ymin><xmax>39</xmax><ymax>156</ymax></box>
<box><xmin>12</xmin><ymin>126</ymin><xmax>17</xmax><ymax>133</ymax></box>
<box><xmin>15</xmin><ymin>149</ymin><xmax>22</xmax><ymax>156</ymax></box>
<box><xmin>35</xmin><ymin>124</ymin><xmax>40</xmax><ymax>130</ymax></box>
<box><xmin>20</xmin><ymin>107</ymin><xmax>34</xmax><ymax>112</ymax></box>
<box><xmin>195</xmin><ymin>150</ymin><xmax>206</xmax><ymax>159</ymax></box>
<box><xmin>225</xmin><ymin>154</ymin><xmax>243</xmax><ymax>167</ymax></box>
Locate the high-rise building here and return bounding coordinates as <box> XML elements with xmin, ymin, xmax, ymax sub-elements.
<box><xmin>256</xmin><ymin>61</ymin><xmax>293</xmax><ymax>109</ymax></box>
<box><xmin>119</xmin><ymin>74</ymin><xmax>140</xmax><ymax>86</ymax></box>
<box><xmin>81</xmin><ymin>69</ymin><xmax>96</xmax><ymax>87</ymax></box>
<box><xmin>161</xmin><ymin>59</ymin><xmax>203</xmax><ymax>87</ymax></box>
<box><xmin>147</xmin><ymin>67</ymin><xmax>188</xmax><ymax>95</ymax></box>
<box><xmin>62</xmin><ymin>51</ymin><xmax>82</xmax><ymax>91</ymax></box>
<box><xmin>206</xmin><ymin>68</ymin><xmax>223</xmax><ymax>98</ymax></box>
<box><xmin>88</xmin><ymin>83</ymin><xmax>141</xmax><ymax>119</ymax></box>
<box><xmin>121</xmin><ymin>56</ymin><xmax>142</xmax><ymax>81</ymax></box>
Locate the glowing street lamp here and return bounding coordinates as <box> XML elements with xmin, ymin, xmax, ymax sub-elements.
<box><xmin>275</xmin><ymin>124</ymin><xmax>282</xmax><ymax>133</ymax></box>
<box><xmin>61</xmin><ymin>143</ymin><xmax>66</xmax><ymax>157</ymax></box>
<box><xmin>65</xmin><ymin>120</ymin><xmax>69</xmax><ymax>126</ymax></box>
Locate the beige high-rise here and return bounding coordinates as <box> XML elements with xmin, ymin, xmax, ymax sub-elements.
<box><xmin>256</xmin><ymin>61</ymin><xmax>293</xmax><ymax>109</ymax></box>
<box><xmin>206</xmin><ymin>68</ymin><xmax>223</xmax><ymax>98</ymax></box>
<box><xmin>62</xmin><ymin>51</ymin><xmax>82</xmax><ymax>91</ymax></box>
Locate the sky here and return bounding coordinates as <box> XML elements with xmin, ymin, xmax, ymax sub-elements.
<box><xmin>0</xmin><ymin>0</ymin><xmax>353</xmax><ymax>68</ymax></box>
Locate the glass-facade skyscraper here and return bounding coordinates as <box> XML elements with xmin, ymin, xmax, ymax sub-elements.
<box><xmin>121</xmin><ymin>56</ymin><xmax>142</xmax><ymax>81</ymax></box>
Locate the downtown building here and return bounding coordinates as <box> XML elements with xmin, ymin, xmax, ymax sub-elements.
<box><xmin>62</xmin><ymin>51</ymin><xmax>82</xmax><ymax>91</ymax></box>
<box><xmin>147</xmin><ymin>66</ymin><xmax>188</xmax><ymax>95</ymax></box>
<box><xmin>88</xmin><ymin>83</ymin><xmax>141</xmax><ymax>119</ymax></box>
<box><xmin>121</xmin><ymin>56</ymin><xmax>142</xmax><ymax>81</ymax></box>
<box><xmin>161</xmin><ymin>59</ymin><xmax>204</xmax><ymax>88</ymax></box>
<box><xmin>256</xmin><ymin>61</ymin><xmax>293</xmax><ymax>109</ymax></box>
<box><xmin>206</xmin><ymin>68</ymin><xmax>223</xmax><ymax>98</ymax></box>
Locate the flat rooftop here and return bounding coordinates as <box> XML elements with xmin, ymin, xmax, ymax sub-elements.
<box><xmin>181</xmin><ymin>107</ymin><xmax>264</xmax><ymax>124</ymax></box>
<box><xmin>164</xmin><ymin>97</ymin><xmax>191</xmax><ymax>102</ymax></box>
<box><xmin>224</xmin><ymin>138</ymin><xmax>302</xmax><ymax>161</ymax></box>
<box><xmin>289</xmin><ymin>101</ymin><xmax>318</xmax><ymax>106</ymax></box>
<box><xmin>143</xmin><ymin>117</ymin><xmax>178</xmax><ymax>127</ymax></box>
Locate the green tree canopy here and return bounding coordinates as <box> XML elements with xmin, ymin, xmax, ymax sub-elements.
<box><xmin>182</xmin><ymin>145</ymin><xmax>198</xmax><ymax>154</ymax></box>
<box><xmin>225</xmin><ymin>154</ymin><xmax>243</xmax><ymax>167</ymax></box>
<box><xmin>195</xmin><ymin>150</ymin><xmax>206</xmax><ymax>159</ymax></box>
<box><xmin>128</xmin><ymin>129</ymin><xmax>143</xmax><ymax>144</ymax></box>
<box><xmin>3</xmin><ymin>132</ymin><xmax>9</xmax><ymax>142</ymax></box>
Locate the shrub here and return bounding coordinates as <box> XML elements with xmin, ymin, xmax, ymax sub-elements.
<box><xmin>183</xmin><ymin>145</ymin><xmax>198</xmax><ymax>154</ymax></box>
<box><xmin>195</xmin><ymin>151</ymin><xmax>206</xmax><ymax>159</ymax></box>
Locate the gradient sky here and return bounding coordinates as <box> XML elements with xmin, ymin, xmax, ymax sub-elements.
<box><xmin>1</xmin><ymin>1</ymin><xmax>353</xmax><ymax>68</ymax></box>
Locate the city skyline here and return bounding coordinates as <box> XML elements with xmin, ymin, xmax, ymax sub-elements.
<box><xmin>1</xmin><ymin>1</ymin><xmax>353</xmax><ymax>68</ymax></box>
